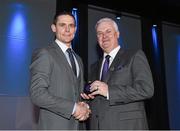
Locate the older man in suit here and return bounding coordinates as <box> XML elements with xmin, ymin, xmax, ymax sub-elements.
<box><xmin>81</xmin><ymin>17</ymin><xmax>154</xmax><ymax>130</ymax></box>
<box><xmin>30</xmin><ymin>12</ymin><xmax>90</xmax><ymax>130</ymax></box>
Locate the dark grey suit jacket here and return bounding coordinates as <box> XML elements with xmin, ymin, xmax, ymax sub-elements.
<box><xmin>30</xmin><ymin>42</ymin><xmax>84</xmax><ymax>129</ymax></box>
<box><xmin>88</xmin><ymin>49</ymin><xmax>154</xmax><ymax>130</ymax></box>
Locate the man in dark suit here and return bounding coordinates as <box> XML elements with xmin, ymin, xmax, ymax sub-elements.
<box><xmin>81</xmin><ymin>17</ymin><xmax>154</xmax><ymax>130</ymax></box>
<box><xmin>30</xmin><ymin>12</ymin><xmax>90</xmax><ymax>130</ymax></box>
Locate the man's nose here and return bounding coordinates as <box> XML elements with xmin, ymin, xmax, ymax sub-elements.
<box><xmin>65</xmin><ymin>26</ymin><xmax>70</xmax><ymax>32</ymax></box>
<box><xmin>102</xmin><ymin>32</ymin><xmax>108</xmax><ymax>38</ymax></box>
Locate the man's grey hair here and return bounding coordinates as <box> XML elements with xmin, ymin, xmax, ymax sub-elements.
<box><xmin>95</xmin><ymin>17</ymin><xmax>119</xmax><ymax>32</ymax></box>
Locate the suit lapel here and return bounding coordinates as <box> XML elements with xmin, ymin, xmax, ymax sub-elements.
<box><xmin>110</xmin><ymin>48</ymin><xmax>126</xmax><ymax>70</ymax></box>
<box><xmin>98</xmin><ymin>58</ymin><xmax>103</xmax><ymax>80</ymax></box>
<box><xmin>49</xmin><ymin>43</ymin><xmax>77</xmax><ymax>81</ymax></box>
<box><xmin>104</xmin><ymin>48</ymin><xmax>126</xmax><ymax>82</ymax></box>
<box><xmin>72</xmin><ymin>50</ymin><xmax>83</xmax><ymax>79</ymax></box>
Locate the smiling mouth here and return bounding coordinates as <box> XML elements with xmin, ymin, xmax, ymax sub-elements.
<box><xmin>102</xmin><ymin>40</ymin><xmax>109</xmax><ymax>43</ymax></box>
<box><xmin>102</xmin><ymin>42</ymin><xmax>109</xmax><ymax>47</ymax></box>
<box><xmin>63</xmin><ymin>34</ymin><xmax>72</xmax><ymax>37</ymax></box>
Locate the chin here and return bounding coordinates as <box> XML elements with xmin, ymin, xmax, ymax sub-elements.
<box><xmin>102</xmin><ymin>45</ymin><xmax>109</xmax><ymax>50</ymax></box>
<box><xmin>64</xmin><ymin>39</ymin><xmax>73</xmax><ymax>43</ymax></box>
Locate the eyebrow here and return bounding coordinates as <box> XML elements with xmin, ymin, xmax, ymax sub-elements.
<box><xmin>97</xmin><ymin>29</ymin><xmax>112</xmax><ymax>32</ymax></box>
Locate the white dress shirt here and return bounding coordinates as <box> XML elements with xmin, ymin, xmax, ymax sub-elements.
<box><xmin>100</xmin><ymin>45</ymin><xmax>120</xmax><ymax>99</ymax></box>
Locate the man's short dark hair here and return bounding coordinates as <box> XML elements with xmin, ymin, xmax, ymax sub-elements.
<box><xmin>52</xmin><ymin>11</ymin><xmax>76</xmax><ymax>25</ymax></box>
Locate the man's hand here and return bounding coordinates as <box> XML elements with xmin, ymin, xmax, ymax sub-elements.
<box><xmin>73</xmin><ymin>102</ymin><xmax>91</xmax><ymax>121</ymax></box>
<box><xmin>81</xmin><ymin>93</ymin><xmax>95</xmax><ymax>100</ymax></box>
<box><xmin>90</xmin><ymin>80</ymin><xmax>108</xmax><ymax>97</ymax></box>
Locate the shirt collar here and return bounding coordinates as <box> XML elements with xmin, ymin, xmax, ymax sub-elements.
<box><xmin>55</xmin><ymin>39</ymin><xmax>72</xmax><ymax>53</ymax></box>
<box><xmin>103</xmin><ymin>45</ymin><xmax>120</xmax><ymax>59</ymax></box>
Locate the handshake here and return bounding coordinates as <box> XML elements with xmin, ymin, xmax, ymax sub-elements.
<box><xmin>73</xmin><ymin>102</ymin><xmax>91</xmax><ymax>121</ymax></box>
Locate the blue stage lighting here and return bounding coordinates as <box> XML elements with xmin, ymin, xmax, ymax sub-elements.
<box><xmin>4</xmin><ymin>2</ymin><xmax>28</xmax><ymax>95</ymax></box>
<box><xmin>152</xmin><ymin>26</ymin><xmax>158</xmax><ymax>54</ymax></box>
<box><xmin>71</xmin><ymin>8</ymin><xmax>78</xmax><ymax>49</ymax></box>
<box><xmin>9</xmin><ymin>3</ymin><xmax>27</xmax><ymax>40</ymax></box>
<box><xmin>72</xmin><ymin>8</ymin><xmax>77</xmax><ymax>11</ymax></box>
<box><xmin>116</xmin><ymin>16</ymin><xmax>121</xmax><ymax>20</ymax></box>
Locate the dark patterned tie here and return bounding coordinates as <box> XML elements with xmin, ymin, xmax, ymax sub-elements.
<box><xmin>101</xmin><ymin>55</ymin><xmax>110</xmax><ymax>81</ymax></box>
<box><xmin>67</xmin><ymin>48</ymin><xmax>77</xmax><ymax>76</ymax></box>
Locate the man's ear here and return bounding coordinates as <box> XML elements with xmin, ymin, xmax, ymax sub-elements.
<box><xmin>116</xmin><ymin>31</ymin><xmax>120</xmax><ymax>39</ymax></box>
<box><xmin>51</xmin><ymin>24</ymin><xmax>56</xmax><ymax>32</ymax></box>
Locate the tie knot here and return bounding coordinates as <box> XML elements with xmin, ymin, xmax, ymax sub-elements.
<box><xmin>67</xmin><ymin>48</ymin><xmax>72</xmax><ymax>53</ymax></box>
<box><xmin>105</xmin><ymin>55</ymin><xmax>110</xmax><ymax>60</ymax></box>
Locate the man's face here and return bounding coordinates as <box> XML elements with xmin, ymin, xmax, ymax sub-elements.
<box><xmin>96</xmin><ymin>21</ymin><xmax>119</xmax><ymax>53</ymax></box>
<box><xmin>51</xmin><ymin>15</ymin><xmax>76</xmax><ymax>47</ymax></box>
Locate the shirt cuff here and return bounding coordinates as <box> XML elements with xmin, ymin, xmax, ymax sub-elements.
<box><xmin>107</xmin><ymin>91</ymin><xmax>109</xmax><ymax>100</ymax></box>
<box><xmin>72</xmin><ymin>103</ymin><xmax>77</xmax><ymax>114</ymax></box>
